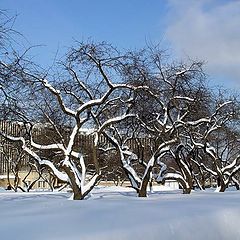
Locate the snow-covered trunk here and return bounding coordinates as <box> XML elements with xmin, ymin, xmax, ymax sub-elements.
<box><xmin>182</xmin><ymin>185</ymin><xmax>192</xmax><ymax>194</ymax></box>
<box><xmin>216</xmin><ymin>176</ymin><xmax>227</xmax><ymax>192</ymax></box>
<box><xmin>231</xmin><ymin>177</ymin><xmax>239</xmax><ymax>190</ymax></box>
<box><xmin>195</xmin><ymin>164</ymin><xmax>206</xmax><ymax>190</ymax></box>
<box><xmin>203</xmin><ymin>143</ymin><xmax>239</xmax><ymax>193</ymax></box>
<box><xmin>179</xmin><ymin>180</ymin><xmax>191</xmax><ymax>194</ymax></box>
<box><xmin>156</xmin><ymin>161</ymin><xmax>192</xmax><ymax>194</ymax></box>
<box><xmin>211</xmin><ymin>159</ymin><xmax>228</xmax><ymax>192</ymax></box>
<box><xmin>116</xmin><ymin>145</ymin><xmax>142</xmax><ymax>192</ymax></box>
<box><xmin>175</xmin><ymin>162</ymin><xmax>193</xmax><ymax>194</ymax></box>
<box><xmin>27</xmin><ymin>176</ymin><xmax>41</xmax><ymax>192</ymax></box>
<box><xmin>138</xmin><ymin>165</ymin><xmax>152</xmax><ymax>197</ymax></box>
<box><xmin>81</xmin><ymin>174</ymin><xmax>101</xmax><ymax>199</ymax></box>
<box><xmin>174</xmin><ymin>150</ymin><xmax>193</xmax><ymax>194</ymax></box>
<box><xmin>63</xmin><ymin>165</ymin><xmax>83</xmax><ymax>200</ymax></box>
<box><xmin>64</xmin><ymin>160</ymin><xmax>100</xmax><ymax>200</ymax></box>
<box><xmin>182</xmin><ymin>172</ymin><xmax>193</xmax><ymax>194</ymax></box>
<box><xmin>234</xmin><ymin>182</ymin><xmax>240</xmax><ymax>190</ymax></box>
<box><xmin>194</xmin><ymin>175</ymin><xmax>205</xmax><ymax>191</ymax></box>
<box><xmin>125</xmin><ymin>172</ymin><xmax>140</xmax><ymax>193</ymax></box>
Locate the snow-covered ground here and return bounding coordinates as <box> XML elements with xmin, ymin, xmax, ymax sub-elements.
<box><xmin>0</xmin><ymin>186</ymin><xmax>239</xmax><ymax>240</ymax></box>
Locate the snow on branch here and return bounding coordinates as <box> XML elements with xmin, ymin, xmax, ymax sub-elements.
<box><xmin>216</xmin><ymin>101</ymin><xmax>232</xmax><ymax>112</ymax></box>
<box><xmin>0</xmin><ymin>131</ymin><xmax>69</xmax><ymax>182</ymax></box>
<box><xmin>186</xmin><ymin>118</ymin><xmax>211</xmax><ymax>127</ymax></box>
<box><xmin>42</xmin><ymin>79</ymin><xmax>76</xmax><ymax>117</ymax></box>
<box><xmin>173</xmin><ymin>96</ymin><xmax>194</xmax><ymax>102</ymax></box>
<box><xmin>200</xmin><ymin>163</ymin><xmax>218</xmax><ymax>177</ymax></box>
<box><xmin>222</xmin><ymin>155</ymin><xmax>240</xmax><ymax>173</ymax></box>
<box><xmin>96</xmin><ymin>114</ymin><xmax>135</xmax><ymax>144</ymax></box>
<box><xmin>30</xmin><ymin>138</ymin><xmax>65</xmax><ymax>152</ymax></box>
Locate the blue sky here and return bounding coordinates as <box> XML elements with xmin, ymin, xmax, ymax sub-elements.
<box><xmin>1</xmin><ymin>0</ymin><xmax>240</xmax><ymax>89</ymax></box>
<box><xmin>2</xmin><ymin>1</ymin><xmax>169</xmax><ymax>64</ymax></box>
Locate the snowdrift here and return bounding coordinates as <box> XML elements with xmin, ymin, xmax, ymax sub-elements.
<box><xmin>0</xmin><ymin>186</ymin><xmax>239</xmax><ymax>240</ymax></box>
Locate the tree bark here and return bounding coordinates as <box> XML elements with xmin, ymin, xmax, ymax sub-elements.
<box><xmin>63</xmin><ymin>166</ymin><xmax>83</xmax><ymax>200</ymax></box>
<box><xmin>138</xmin><ymin>167</ymin><xmax>152</xmax><ymax>197</ymax></box>
<box><xmin>217</xmin><ymin>177</ymin><xmax>227</xmax><ymax>192</ymax></box>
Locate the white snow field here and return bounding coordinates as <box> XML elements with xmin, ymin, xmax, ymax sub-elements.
<box><xmin>0</xmin><ymin>186</ymin><xmax>239</xmax><ymax>240</ymax></box>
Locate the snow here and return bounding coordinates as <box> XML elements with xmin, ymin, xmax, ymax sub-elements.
<box><xmin>0</xmin><ymin>175</ymin><xmax>15</xmax><ymax>179</ymax></box>
<box><xmin>0</xmin><ymin>186</ymin><xmax>239</xmax><ymax>240</ymax></box>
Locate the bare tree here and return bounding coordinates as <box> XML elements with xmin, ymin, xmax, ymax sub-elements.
<box><xmin>0</xmin><ymin>42</ymin><xmax>147</xmax><ymax>199</ymax></box>
<box><xmin>98</xmin><ymin>47</ymin><xmax>211</xmax><ymax>196</ymax></box>
<box><xmin>0</xmin><ymin>14</ymin><xmax>239</xmax><ymax>200</ymax></box>
<box><xmin>0</xmin><ymin>138</ymin><xmax>25</xmax><ymax>191</ymax></box>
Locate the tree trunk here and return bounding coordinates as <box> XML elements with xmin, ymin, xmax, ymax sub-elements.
<box><xmin>183</xmin><ymin>187</ymin><xmax>192</xmax><ymax>194</ymax></box>
<box><xmin>218</xmin><ymin>185</ymin><xmax>227</xmax><ymax>192</ymax></box>
<box><xmin>182</xmin><ymin>173</ymin><xmax>193</xmax><ymax>194</ymax></box>
<box><xmin>63</xmin><ymin>166</ymin><xmax>83</xmax><ymax>200</ymax></box>
<box><xmin>72</xmin><ymin>185</ymin><xmax>83</xmax><ymax>200</ymax></box>
<box><xmin>232</xmin><ymin>177</ymin><xmax>240</xmax><ymax>190</ymax></box>
<box><xmin>82</xmin><ymin>174</ymin><xmax>101</xmax><ymax>199</ymax></box>
<box><xmin>217</xmin><ymin>177</ymin><xmax>227</xmax><ymax>192</ymax></box>
<box><xmin>201</xmin><ymin>176</ymin><xmax>206</xmax><ymax>190</ymax></box>
<box><xmin>92</xmin><ymin>145</ymin><xmax>100</xmax><ymax>174</ymax></box>
<box><xmin>27</xmin><ymin>175</ymin><xmax>40</xmax><ymax>192</ymax></box>
<box><xmin>138</xmin><ymin>182</ymin><xmax>147</xmax><ymax>197</ymax></box>
<box><xmin>180</xmin><ymin>177</ymin><xmax>192</xmax><ymax>194</ymax></box>
<box><xmin>138</xmin><ymin>167</ymin><xmax>152</xmax><ymax>197</ymax></box>
<box><xmin>13</xmin><ymin>173</ymin><xmax>20</xmax><ymax>192</ymax></box>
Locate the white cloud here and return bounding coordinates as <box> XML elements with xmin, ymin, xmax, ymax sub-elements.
<box><xmin>165</xmin><ymin>0</ymin><xmax>240</xmax><ymax>88</ymax></box>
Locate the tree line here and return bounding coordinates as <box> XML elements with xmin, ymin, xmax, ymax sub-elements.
<box><xmin>0</xmin><ymin>11</ymin><xmax>239</xmax><ymax>199</ymax></box>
